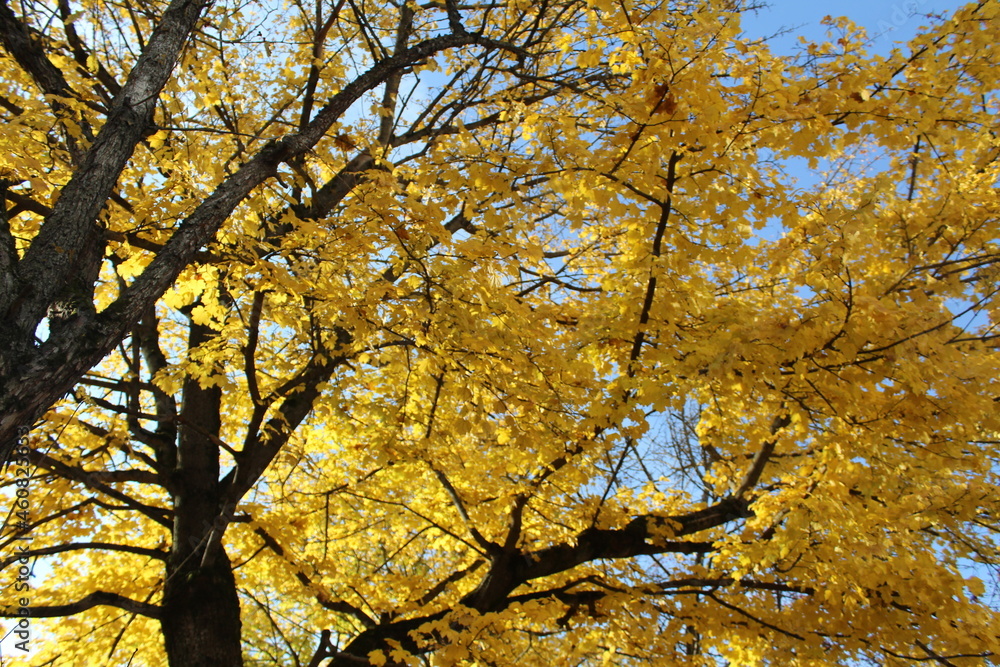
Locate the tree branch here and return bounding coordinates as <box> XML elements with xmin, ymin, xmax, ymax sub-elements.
<box><xmin>0</xmin><ymin>0</ymin><xmax>94</xmax><ymax>159</ymax></box>
<box><xmin>30</xmin><ymin>449</ymin><xmax>172</xmax><ymax>527</ymax></box>
<box><xmin>0</xmin><ymin>541</ymin><xmax>166</xmax><ymax>570</ymax></box>
<box><xmin>252</xmin><ymin>525</ymin><xmax>376</xmax><ymax>629</ymax></box>
<box><xmin>6</xmin><ymin>0</ymin><xmax>211</xmax><ymax>340</ymax></box>
<box><xmin>0</xmin><ymin>26</ymin><xmax>507</xmax><ymax>460</ymax></box>
<box><xmin>734</xmin><ymin>413</ymin><xmax>791</xmax><ymax>499</ymax></box>
<box><xmin>1</xmin><ymin>591</ymin><xmax>161</xmax><ymax>619</ymax></box>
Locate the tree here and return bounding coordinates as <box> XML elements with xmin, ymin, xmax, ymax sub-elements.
<box><xmin>2</xmin><ymin>0</ymin><xmax>1000</xmax><ymax>665</ymax></box>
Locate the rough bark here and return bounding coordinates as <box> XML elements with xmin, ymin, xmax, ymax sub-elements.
<box><xmin>0</xmin><ymin>0</ymin><xmax>211</xmax><ymax>344</ymax></box>
<box><xmin>0</xmin><ymin>0</ymin><xmax>211</xmax><ymax>456</ymax></box>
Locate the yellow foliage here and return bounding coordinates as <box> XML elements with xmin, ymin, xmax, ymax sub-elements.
<box><xmin>1</xmin><ymin>0</ymin><xmax>1000</xmax><ymax>666</ymax></box>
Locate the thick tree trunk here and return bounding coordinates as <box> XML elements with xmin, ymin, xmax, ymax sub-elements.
<box><xmin>160</xmin><ymin>318</ymin><xmax>243</xmax><ymax>667</ymax></box>
<box><xmin>161</xmin><ymin>544</ymin><xmax>243</xmax><ymax>667</ymax></box>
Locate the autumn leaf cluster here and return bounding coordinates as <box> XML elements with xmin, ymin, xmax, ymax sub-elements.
<box><xmin>1</xmin><ymin>0</ymin><xmax>1000</xmax><ymax>665</ymax></box>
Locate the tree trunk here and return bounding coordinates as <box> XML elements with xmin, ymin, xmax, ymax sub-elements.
<box><xmin>160</xmin><ymin>317</ymin><xmax>243</xmax><ymax>666</ymax></box>
<box><xmin>161</xmin><ymin>544</ymin><xmax>243</xmax><ymax>667</ymax></box>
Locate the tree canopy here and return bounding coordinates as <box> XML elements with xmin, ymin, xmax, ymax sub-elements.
<box><xmin>2</xmin><ymin>0</ymin><xmax>1000</xmax><ymax>665</ymax></box>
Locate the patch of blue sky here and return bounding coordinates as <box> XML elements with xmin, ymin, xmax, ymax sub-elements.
<box><xmin>740</xmin><ymin>0</ymin><xmax>966</xmax><ymax>57</ymax></box>
<box><xmin>738</xmin><ymin>0</ymin><xmax>971</xmax><ymax>245</ymax></box>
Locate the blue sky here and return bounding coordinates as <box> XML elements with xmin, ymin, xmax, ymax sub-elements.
<box><xmin>740</xmin><ymin>0</ymin><xmax>969</xmax><ymax>53</ymax></box>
